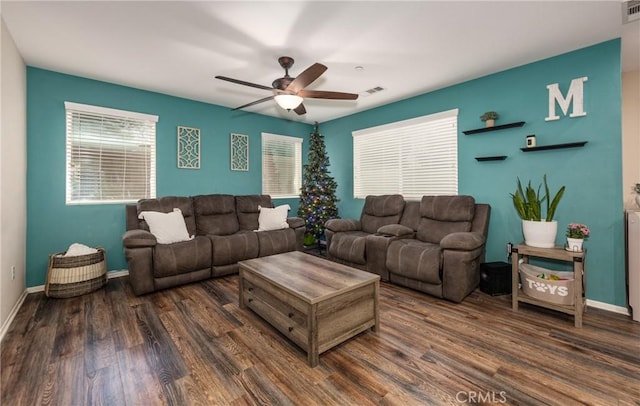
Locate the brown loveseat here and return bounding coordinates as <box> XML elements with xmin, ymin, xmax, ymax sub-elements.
<box><xmin>122</xmin><ymin>194</ymin><xmax>304</xmax><ymax>295</ymax></box>
<box><xmin>325</xmin><ymin>194</ymin><xmax>490</xmax><ymax>302</ymax></box>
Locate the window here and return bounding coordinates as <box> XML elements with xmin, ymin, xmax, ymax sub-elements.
<box><xmin>262</xmin><ymin>133</ymin><xmax>303</xmax><ymax>198</ymax></box>
<box><xmin>353</xmin><ymin>109</ymin><xmax>458</xmax><ymax>199</ymax></box>
<box><xmin>65</xmin><ymin>102</ymin><xmax>157</xmax><ymax>205</ymax></box>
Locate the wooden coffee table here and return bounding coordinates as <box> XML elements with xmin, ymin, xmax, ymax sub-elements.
<box><xmin>238</xmin><ymin>251</ymin><xmax>380</xmax><ymax>367</ymax></box>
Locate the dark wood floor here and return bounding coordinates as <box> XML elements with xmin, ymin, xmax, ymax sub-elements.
<box><xmin>2</xmin><ymin>268</ymin><xmax>639</xmax><ymax>405</ymax></box>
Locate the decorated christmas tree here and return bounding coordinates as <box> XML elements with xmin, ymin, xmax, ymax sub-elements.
<box><xmin>298</xmin><ymin>122</ymin><xmax>339</xmax><ymax>245</ymax></box>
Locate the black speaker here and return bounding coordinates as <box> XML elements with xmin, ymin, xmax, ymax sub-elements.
<box><xmin>480</xmin><ymin>262</ymin><xmax>512</xmax><ymax>296</ymax></box>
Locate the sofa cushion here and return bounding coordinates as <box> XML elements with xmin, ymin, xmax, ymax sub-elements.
<box><xmin>236</xmin><ymin>195</ymin><xmax>274</xmax><ymax>231</ymax></box>
<box><xmin>208</xmin><ymin>231</ymin><xmax>259</xmax><ymax>266</ymax></box>
<box><xmin>137</xmin><ymin>196</ymin><xmax>196</xmax><ymax>236</ymax></box>
<box><xmin>257</xmin><ymin>228</ymin><xmax>298</xmax><ymax>257</ymax></box>
<box><xmin>417</xmin><ymin>196</ymin><xmax>475</xmax><ymax>244</ymax></box>
<box><xmin>138</xmin><ymin>208</ymin><xmax>193</xmax><ymax>244</ymax></box>
<box><xmin>152</xmin><ymin>236</ymin><xmax>212</xmax><ymax>278</ymax></box>
<box><xmin>386</xmin><ymin>239</ymin><xmax>442</xmax><ymax>284</ymax></box>
<box><xmin>328</xmin><ymin>231</ymin><xmax>369</xmax><ymax>265</ymax></box>
<box><xmin>193</xmin><ymin>194</ymin><xmax>239</xmax><ymax>236</ymax></box>
<box><xmin>360</xmin><ymin>194</ymin><xmax>406</xmax><ymax>234</ymax></box>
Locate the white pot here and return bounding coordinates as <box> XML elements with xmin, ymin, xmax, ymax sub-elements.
<box><xmin>522</xmin><ymin>219</ymin><xmax>558</xmax><ymax>248</ymax></box>
<box><xmin>635</xmin><ymin>194</ymin><xmax>640</xmax><ymax>208</ymax></box>
<box><xmin>566</xmin><ymin>237</ymin><xmax>584</xmax><ymax>252</ymax></box>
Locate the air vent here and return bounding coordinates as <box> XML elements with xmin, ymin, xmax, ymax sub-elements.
<box><xmin>623</xmin><ymin>1</ymin><xmax>640</xmax><ymax>23</ymax></box>
<box><xmin>366</xmin><ymin>86</ymin><xmax>385</xmax><ymax>94</ymax></box>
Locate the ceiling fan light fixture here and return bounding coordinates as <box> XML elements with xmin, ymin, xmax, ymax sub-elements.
<box><xmin>274</xmin><ymin>94</ymin><xmax>303</xmax><ymax>110</ymax></box>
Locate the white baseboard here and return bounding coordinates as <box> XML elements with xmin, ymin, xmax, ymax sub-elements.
<box><xmin>0</xmin><ymin>289</ymin><xmax>28</xmax><ymax>342</ymax></box>
<box><xmin>5</xmin><ymin>270</ymin><xmax>130</xmax><ymax>341</ymax></box>
<box><xmin>586</xmin><ymin>299</ymin><xmax>630</xmax><ymax>315</ymax></box>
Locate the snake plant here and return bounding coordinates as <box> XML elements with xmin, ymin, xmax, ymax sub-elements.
<box><xmin>511</xmin><ymin>174</ymin><xmax>565</xmax><ymax>222</ymax></box>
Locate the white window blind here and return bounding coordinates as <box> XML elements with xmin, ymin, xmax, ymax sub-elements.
<box><xmin>262</xmin><ymin>133</ymin><xmax>303</xmax><ymax>198</ymax></box>
<box><xmin>353</xmin><ymin>109</ymin><xmax>459</xmax><ymax>199</ymax></box>
<box><xmin>65</xmin><ymin>102</ymin><xmax>158</xmax><ymax>205</ymax></box>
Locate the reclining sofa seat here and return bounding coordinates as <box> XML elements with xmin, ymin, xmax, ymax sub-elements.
<box><xmin>123</xmin><ymin>194</ymin><xmax>304</xmax><ymax>295</ymax></box>
<box><xmin>325</xmin><ymin>194</ymin><xmax>490</xmax><ymax>303</ymax></box>
<box><xmin>124</xmin><ymin>196</ymin><xmax>212</xmax><ymax>295</ymax></box>
<box><xmin>386</xmin><ymin>195</ymin><xmax>489</xmax><ymax>303</ymax></box>
<box><xmin>325</xmin><ymin>194</ymin><xmax>406</xmax><ymax>279</ymax></box>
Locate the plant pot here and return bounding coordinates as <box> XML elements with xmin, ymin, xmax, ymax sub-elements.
<box><xmin>566</xmin><ymin>237</ymin><xmax>584</xmax><ymax>252</ymax></box>
<box><xmin>485</xmin><ymin>119</ymin><xmax>495</xmax><ymax>127</ymax></box>
<box><xmin>522</xmin><ymin>219</ymin><xmax>558</xmax><ymax>248</ymax></box>
<box><xmin>635</xmin><ymin>194</ymin><xmax>640</xmax><ymax>208</ymax></box>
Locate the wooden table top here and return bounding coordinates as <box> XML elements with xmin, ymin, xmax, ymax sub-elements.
<box><xmin>238</xmin><ymin>251</ymin><xmax>380</xmax><ymax>305</ymax></box>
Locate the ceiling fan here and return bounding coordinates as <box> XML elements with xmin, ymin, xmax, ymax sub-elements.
<box><xmin>215</xmin><ymin>56</ymin><xmax>359</xmax><ymax>115</ymax></box>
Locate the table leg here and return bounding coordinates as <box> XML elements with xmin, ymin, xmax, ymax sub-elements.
<box><xmin>239</xmin><ymin>269</ymin><xmax>246</xmax><ymax>309</ymax></box>
<box><xmin>308</xmin><ymin>303</ymin><xmax>319</xmax><ymax>367</ymax></box>
<box><xmin>372</xmin><ymin>280</ymin><xmax>380</xmax><ymax>333</ymax></box>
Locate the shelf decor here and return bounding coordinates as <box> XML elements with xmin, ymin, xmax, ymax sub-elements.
<box><xmin>231</xmin><ymin>133</ymin><xmax>249</xmax><ymax>171</ymax></box>
<box><xmin>526</xmin><ymin>135</ymin><xmax>536</xmax><ymax>148</ymax></box>
<box><xmin>177</xmin><ymin>126</ymin><xmax>200</xmax><ymax>169</ymax></box>
<box><xmin>480</xmin><ymin>111</ymin><xmax>499</xmax><ymax>128</ymax></box>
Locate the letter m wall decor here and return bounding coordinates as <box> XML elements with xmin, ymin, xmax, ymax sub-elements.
<box><xmin>545</xmin><ymin>76</ymin><xmax>588</xmax><ymax>121</ymax></box>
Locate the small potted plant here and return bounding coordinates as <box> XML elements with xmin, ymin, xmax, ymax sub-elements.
<box><xmin>480</xmin><ymin>111</ymin><xmax>499</xmax><ymax>127</ymax></box>
<box><xmin>566</xmin><ymin>223</ymin><xmax>590</xmax><ymax>252</ymax></box>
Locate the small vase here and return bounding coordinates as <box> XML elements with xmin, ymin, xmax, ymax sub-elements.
<box><xmin>566</xmin><ymin>237</ymin><xmax>584</xmax><ymax>252</ymax></box>
<box><xmin>485</xmin><ymin>119</ymin><xmax>495</xmax><ymax>128</ymax></box>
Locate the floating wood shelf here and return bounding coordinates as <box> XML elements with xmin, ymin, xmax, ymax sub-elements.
<box><xmin>463</xmin><ymin>121</ymin><xmax>525</xmax><ymax>135</ymax></box>
<box><xmin>520</xmin><ymin>141</ymin><xmax>588</xmax><ymax>152</ymax></box>
<box><xmin>475</xmin><ymin>156</ymin><xmax>508</xmax><ymax>162</ymax></box>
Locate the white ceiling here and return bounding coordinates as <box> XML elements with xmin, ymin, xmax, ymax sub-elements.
<box><xmin>2</xmin><ymin>1</ymin><xmax>638</xmax><ymax>124</ymax></box>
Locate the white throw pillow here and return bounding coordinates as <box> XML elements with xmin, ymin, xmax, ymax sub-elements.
<box><xmin>138</xmin><ymin>208</ymin><xmax>193</xmax><ymax>244</ymax></box>
<box><xmin>256</xmin><ymin>204</ymin><xmax>291</xmax><ymax>231</ymax></box>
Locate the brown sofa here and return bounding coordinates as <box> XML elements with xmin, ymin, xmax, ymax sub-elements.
<box><xmin>325</xmin><ymin>194</ymin><xmax>490</xmax><ymax>302</ymax></box>
<box><xmin>122</xmin><ymin>194</ymin><xmax>304</xmax><ymax>295</ymax></box>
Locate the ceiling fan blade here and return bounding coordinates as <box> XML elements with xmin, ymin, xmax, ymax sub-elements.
<box><xmin>286</xmin><ymin>63</ymin><xmax>327</xmax><ymax>93</ymax></box>
<box><xmin>294</xmin><ymin>103</ymin><xmax>306</xmax><ymax>115</ymax></box>
<box><xmin>298</xmin><ymin>90</ymin><xmax>359</xmax><ymax>100</ymax></box>
<box><xmin>232</xmin><ymin>95</ymin><xmax>275</xmax><ymax>111</ymax></box>
<box><xmin>215</xmin><ymin>75</ymin><xmax>273</xmax><ymax>91</ymax></box>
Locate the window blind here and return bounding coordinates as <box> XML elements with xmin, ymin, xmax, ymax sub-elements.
<box><xmin>353</xmin><ymin>109</ymin><xmax>459</xmax><ymax>199</ymax></box>
<box><xmin>65</xmin><ymin>102</ymin><xmax>158</xmax><ymax>205</ymax></box>
<box><xmin>262</xmin><ymin>133</ymin><xmax>303</xmax><ymax>198</ymax></box>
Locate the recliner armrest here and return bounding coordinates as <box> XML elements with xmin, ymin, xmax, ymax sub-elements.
<box><xmin>440</xmin><ymin>232</ymin><xmax>485</xmax><ymax>251</ymax></box>
<box><xmin>286</xmin><ymin>217</ymin><xmax>305</xmax><ymax>229</ymax></box>
<box><xmin>123</xmin><ymin>229</ymin><xmax>157</xmax><ymax>248</ymax></box>
<box><xmin>325</xmin><ymin>218</ymin><xmax>362</xmax><ymax>232</ymax></box>
<box><xmin>377</xmin><ymin>224</ymin><xmax>414</xmax><ymax>238</ymax></box>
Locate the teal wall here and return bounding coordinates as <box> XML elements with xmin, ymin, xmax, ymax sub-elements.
<box><xmin>26</xmin><ymin>68</ymin><xmax>312</xmax><ymax>287</ymax></box>
<box><xmin>321</xmin><ymin>40</ymin><xmax>624</xmax><ymax>306</ymax></box>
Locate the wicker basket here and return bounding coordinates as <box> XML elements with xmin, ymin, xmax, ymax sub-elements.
<box><xmin>45</xmin><ymin>247</ymin><xmax>107</xmax><ymax>298</ymax></box>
